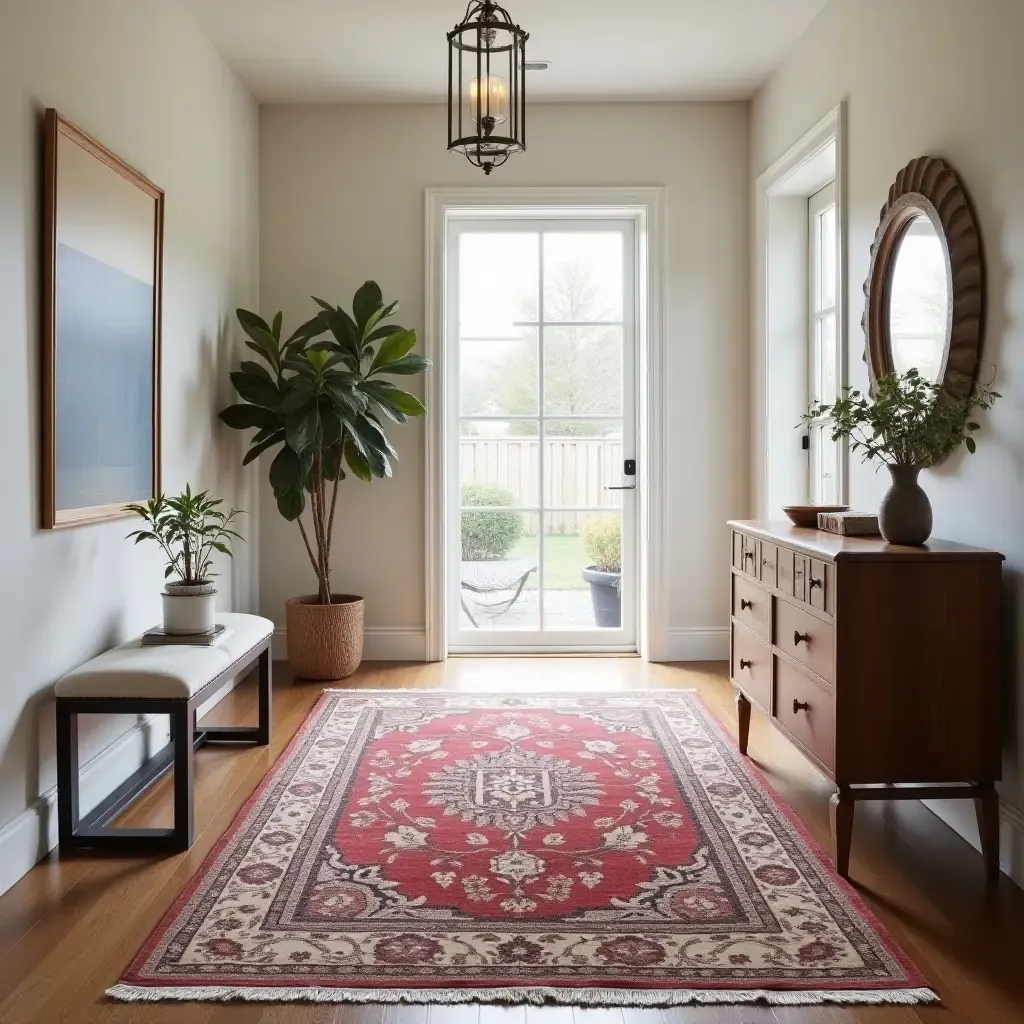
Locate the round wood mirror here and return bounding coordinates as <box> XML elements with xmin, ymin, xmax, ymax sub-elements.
<box><xmin>863</xmin><ymin>156</ymin><xmax>985</xmax><ymax>397</ymax></box>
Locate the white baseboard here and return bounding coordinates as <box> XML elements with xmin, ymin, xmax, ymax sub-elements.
<box><xmin>665</xmin><ymin>627</ymin><xmax>730</xmax><ymax>662</ymax></box>
<box><xmin>271</xmin><ymin>627</ymin><xmax>427</xmax><ymax>663</ymax></box>
<box><xmin>0</xmin><ymin>674</ymin><xmax>243</xmax><ymax>899</ymax></box>
<box><xmin>925</xmin><ymin>794</ymin><xmax>1024</xmax><ymax>889</ymax></box>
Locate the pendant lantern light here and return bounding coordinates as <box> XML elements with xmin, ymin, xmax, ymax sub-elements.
<box><xmin>447</xmin><ymin>1</ymin><xmax>528</xmax><ymax>175</ymax></box>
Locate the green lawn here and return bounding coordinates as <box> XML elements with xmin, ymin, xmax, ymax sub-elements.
<box><xmin>510</xmin><ymin>534</ymin><xmax>587</xmax><ymax>590</ymax></box>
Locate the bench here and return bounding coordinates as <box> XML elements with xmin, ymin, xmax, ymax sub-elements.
<box><xmin>54</xmin><ymin>613</ymin><xmax>273</xmax><ymax>853</ymax></box>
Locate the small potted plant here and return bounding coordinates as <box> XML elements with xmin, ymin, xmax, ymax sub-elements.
<box><xmin>218</xmin><ymin>282</ymin><xmax>429</xmax><ymax>679</ymax></box>
<box><xmin>125</xmin><ymin>486</ymin><xmax>244</xmax><ymax>634</ymax></box>
<box><xmin>581</xmin><ymin>513</ymin><xmax>622</xmax><ymax>627</ymax></box>
<box><xmin>804</xmin><ymin>369</ymin><xmax>1000</xmax><ymax>545</ymax></box>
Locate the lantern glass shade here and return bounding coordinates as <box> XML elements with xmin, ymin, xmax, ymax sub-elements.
<box><xmin>448</xmin><ymin>1</ymin><xmax>528</xmax><ymax>174</ymax></box>
<box><xmin>469</xmin><ymin>75</ymin><xmax>509</xmax><ymax>125</ymax></box>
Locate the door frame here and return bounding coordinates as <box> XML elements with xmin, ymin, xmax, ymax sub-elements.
<box><xmin>424</xmin><ymin>187</ymin><xmax>667</xmax><ymax>662</ymax></box>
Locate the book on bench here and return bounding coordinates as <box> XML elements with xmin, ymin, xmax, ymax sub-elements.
<box><xmin>141</xmin><ymin>624</ymin><xmax>232</xmax><ymax>647</ymax></box>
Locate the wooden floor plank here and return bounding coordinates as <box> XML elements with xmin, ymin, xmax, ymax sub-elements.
<box><xmin>525</xmin><ymin>1006</ymin><xmax>574</xmax><ymax>1024</ymax></box>
<box><xmin>0</xmin><ymin>659</ymin><xmax>1021</xmax><ymax>1024</ymax></box>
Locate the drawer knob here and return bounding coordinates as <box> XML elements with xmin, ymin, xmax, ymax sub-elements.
<box><xmin>744</xmin><ymin>551</ymin><xmax>754</xmax><ymax>561</ymax></box>
<box><xmin>793</xmin><ymin>630</ymin><xmax>812</xmax><ymax>646</ymax></box>
<box><xmin>792</xmin><ymin>699</ymin><xmax>810</xmax><ymax>714</ymax></box>
<box><xmin>809</xmin><ymin>577</ymin><xmax>822</xmax><ymax>590</ymax></box>
<box><xmin>739</xmin><ymin>659</ymin><xmax>752</xmax><ymax>670</ymax></box>
<box><xmin>740</xmin><ymin>599</ymin><xmax>752</xmax><ymax>610</ymax></box>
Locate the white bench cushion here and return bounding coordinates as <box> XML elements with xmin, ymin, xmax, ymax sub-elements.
<box><xmin>54</xmin><ymin>613</ymin><xmax>274</xmax><ymax>700</ymax></box>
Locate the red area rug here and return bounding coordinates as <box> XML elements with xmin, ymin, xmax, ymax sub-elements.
<box><xmin>109</xmin><ymin>691</ymin><xmax>936</xmax><ymax>1007</ymax></box>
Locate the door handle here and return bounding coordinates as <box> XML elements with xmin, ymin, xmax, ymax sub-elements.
<box><xmin>605</xmin><ymin>485</ymin><xmax>636</xmax><ymax>491</ymax></box>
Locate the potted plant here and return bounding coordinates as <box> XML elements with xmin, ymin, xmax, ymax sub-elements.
<box><xmin>219</xmin><ymin>281</ymin><xmax>429</xmax><ymax>679</ymax></box>
<box><xmin>804</xmin><ymin>368</ymin><xmax>1000</xmax><ymax>545</ymax></box>
<box><xmin>125</xmin><ymin>486</ymin><xmax>244</xmax><ymax>634</ymax></box>
<box><xmin>581</xmin><ymin>513</ymin><xmax>621</xmax><ymax>627</ymax></box>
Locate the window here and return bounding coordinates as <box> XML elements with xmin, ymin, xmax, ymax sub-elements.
<box><xmin>807</xmin><ymin>183</ymin><xmax>841</xmax><ymax>505</ymax></box>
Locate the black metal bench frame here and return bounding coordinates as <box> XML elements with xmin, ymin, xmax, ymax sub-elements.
<box><xmin>56</xmin><ymin>636</ymin><xmax>271</xmax><ymax>854</ymax></box>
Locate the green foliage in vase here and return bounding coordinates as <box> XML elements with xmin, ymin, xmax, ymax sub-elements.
<box><xmin>125</xmin><ymin>484</ymin><xmax>244</xmax><ymax>585</ymax></box>
<box><xmin>803</xmin><ymin>369</ymin><xmax>1000</xmax><ymax>468</ymax></box>
<box><xmin>582</xmin><ymin>513</ymin><xmax>621</xmax><ymax>574</ymax></box>
<box><xmin>218</xmin><ymin>282</ymin><xmax>430</xmax><ymax>604</ymax></box>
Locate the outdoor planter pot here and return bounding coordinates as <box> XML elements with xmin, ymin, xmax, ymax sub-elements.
<box><xmin>581</xmin><ymin>566</ymin><xmax>621</xmax><ymax>628</ymax></box>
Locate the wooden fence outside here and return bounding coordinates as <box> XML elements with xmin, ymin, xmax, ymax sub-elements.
<box><xmin>460</xmin><ymin>436</ymin><xmax>622</xmax><ymax>534</ymax></box>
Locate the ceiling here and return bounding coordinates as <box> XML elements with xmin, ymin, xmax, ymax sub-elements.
<box><xmin>181</xmin><ymin>0</ymin><xmax>828</xmax><ymax>104</ymax></box>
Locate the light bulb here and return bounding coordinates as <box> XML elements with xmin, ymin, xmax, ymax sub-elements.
<box><xmin>468</xmin><ymin>75</ymin><xmax>509</xmax><ymax>131</ymax></box>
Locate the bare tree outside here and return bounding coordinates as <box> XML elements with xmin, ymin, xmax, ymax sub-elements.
<box><xmin>482</xmin><ymin>260</ymin><xmax>622</xmax><ymax>436</ymax></box>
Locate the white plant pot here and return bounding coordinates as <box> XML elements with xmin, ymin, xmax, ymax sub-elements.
<box><xmin>162</xmin><ymin>588</ymin><xmax>217</xmax><ymax>634</ymax></box>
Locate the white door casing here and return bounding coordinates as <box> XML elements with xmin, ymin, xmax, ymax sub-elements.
<box><xmin>424</xmin><ymin>188</ymin><xmax>666</xmax><ymax>661</ymax></box>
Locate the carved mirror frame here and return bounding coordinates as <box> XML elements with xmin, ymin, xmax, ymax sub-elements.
<box><xmin>863</xmin><ymin>155</ymin><xmax>985</xmax><ymax>398</ymax></box>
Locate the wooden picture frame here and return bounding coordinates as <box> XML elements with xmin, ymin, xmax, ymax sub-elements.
<box><xmin>42</xmin><ymin>109</ymin><xmax>163</xmax><ymax>529</ymax></box>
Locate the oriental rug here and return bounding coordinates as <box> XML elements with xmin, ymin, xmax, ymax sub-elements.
<box><xmin>109</xmin><ymin>690</ymin><xmax>936</xmax><ymax>1007</ymax></box>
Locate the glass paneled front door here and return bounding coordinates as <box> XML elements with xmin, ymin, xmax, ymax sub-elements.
<box><xmin>446</xmin><ymin>217</ymin><xmax>637</xmax><ymax>652</ymax></box>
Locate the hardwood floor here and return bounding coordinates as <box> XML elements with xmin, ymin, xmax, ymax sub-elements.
<box><xmin>2</xmin><ymin>657</ymin><xmax>1024</xmax><ymax>1023</ymax></box>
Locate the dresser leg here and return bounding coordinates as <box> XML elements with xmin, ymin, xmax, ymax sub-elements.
<box><xmin>830</xmin><ymin>787</ymin><xmax>854</xmax><ymax>879</ymax></box>
<box><xmin>974</xmin><ymin>785</ymin><xmax>1000</xmax><ymax>879</ymax></box>
<box><xmin>735</xmin><ymin>691</ymin><xmax>751</xmax><ymax>756</ymax></box>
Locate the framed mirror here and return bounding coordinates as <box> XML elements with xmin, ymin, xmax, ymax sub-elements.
<box><xmin>863</xmin><ymin>156</ymin><xmax>984</xmax><ymax>397</ymax></box>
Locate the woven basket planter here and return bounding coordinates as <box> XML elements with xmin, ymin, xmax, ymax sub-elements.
<box><xmin>285</xmin><ymin>595</ymin><xmax>364</xmax><ymax>680</ymax></box>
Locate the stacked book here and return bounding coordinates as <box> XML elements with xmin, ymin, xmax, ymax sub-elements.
<box><xmin>817</xmin><ymin>511</ymin><xmax>881</xmax><ymax>537</ymax></box>
<box><xmin>141</xmin><ymin>624</ymin><xmax>232</xmax><ymax>647</ymax></box>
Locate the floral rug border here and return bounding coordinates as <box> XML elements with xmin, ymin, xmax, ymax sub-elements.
<box><xmin>108</xmin><ymin>688</ymin><xmax>938</xmax><ymax>1008</ymax></box>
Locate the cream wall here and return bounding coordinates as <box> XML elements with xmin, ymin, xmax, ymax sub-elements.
<box><xmin>259</xmin><ymin>102</ymin><xmax>750</xmax><ymax>660</ymax></box>
<box><xmin>0</xmin><ymin>0</ymin><xmax>259</xmax><ymax>894</ymax></box>
<box><xmin>752</xmin><ymin>0</ymin><xmax>1024</xmax><ymax>880</ymax></box>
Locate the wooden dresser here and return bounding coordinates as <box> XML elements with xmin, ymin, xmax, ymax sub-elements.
<box><xmin>728</xmin><ymin>520</ymin><xmax>1003</xmax><ymax>879</ymax></box>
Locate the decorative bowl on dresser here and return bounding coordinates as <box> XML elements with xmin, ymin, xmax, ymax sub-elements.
<box><xmin>728</xmin><ymin>520</ymin><xmax>1004</xmax><ymax>879</ymax></box>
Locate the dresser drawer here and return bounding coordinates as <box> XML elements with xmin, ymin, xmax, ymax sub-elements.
<box><xmin>775</xmin><ymin>598</ymin><xmax>835</xmax><ymax>682</ymax></box>
<box><xmin>732</xmin><ymin>574</ymin><xmax>770</xmax><ymax>639</ymax></box>
<box><xmin>732</xmin><ymin>623</ymin><xmax>772</xmax><ymax>713</ymax></box>
<box><xmin>777</xmin><ymin>546</ymin><xmax>795</xmax><ymax>596</ymax></box>
<box><xmin>792</xmin><ymin>553</ymin><xmax>809</xmax><ymax>603</ymax></box>
<box><xmin>759</xmin><ymin>542</ymin><xmax>778</xmax><ymax>588</ymax></box>
<box><xmin>807</xmin><ymin>559</ymin><xmax>834</xmax><ymax>615</ymax></box>
<box><xmin>732</xmin><ymin>531</ymin><xmax>745</xmax><ymax>571</ymax></box>
<box><xmin>775</xmin><ymin>657</ymin><xmax>835</xmax><ymax>771</ymax></box>
<box><xmin>739</xmin><ymin>533</ymin><xmax>759</xmax><ymax>577</ymax></box>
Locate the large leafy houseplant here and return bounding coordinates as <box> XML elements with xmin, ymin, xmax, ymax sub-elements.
<box><xmin>219</xmin><ymin>282</ymin><xmax>429</xmax><ymax>605</ymax></box>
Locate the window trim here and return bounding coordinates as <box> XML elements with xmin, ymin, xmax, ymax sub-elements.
<box><xmin>753</xmin><ymin>103</ymin><xmax>848</xmax><ymax>516</ymax></box>
<box><xmin>807</xmin><ymin>182</ymin><xmax>841</xmax><ymax>505</ymax></box>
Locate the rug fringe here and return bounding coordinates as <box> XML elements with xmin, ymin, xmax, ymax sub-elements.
<box><xmin>318</xmin><ymin>688</ymin><xmax>702</xmax><ymax>695</ymax></box>
<box><xmin>106</xmin><ymin>984</ymin><xmax>939</xmax><ymax>1007</ymax></box>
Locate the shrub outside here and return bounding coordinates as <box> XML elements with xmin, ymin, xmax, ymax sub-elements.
<box><xmin>461</xmin><ymin>484</ymin><xmax>524</xmax><ymax>561</ymax></box>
